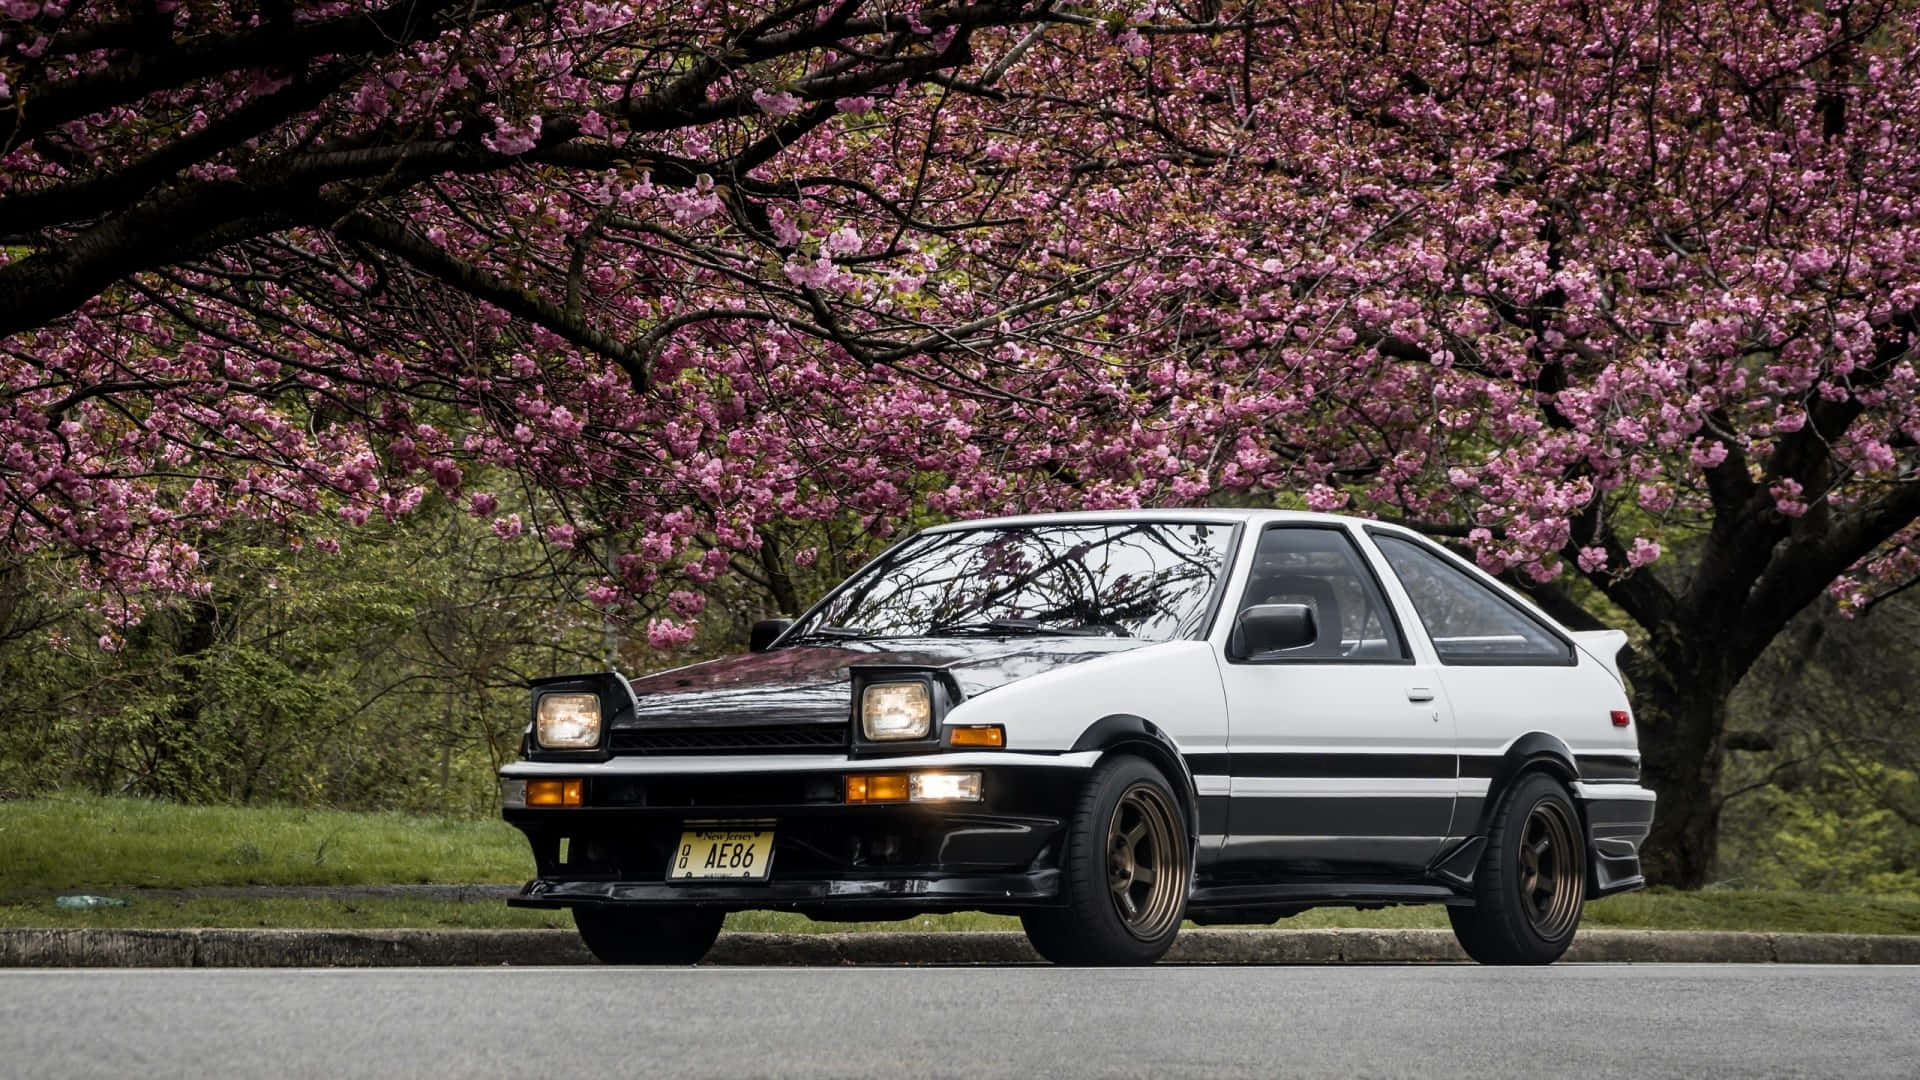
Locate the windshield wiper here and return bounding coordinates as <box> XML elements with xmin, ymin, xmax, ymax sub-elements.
<box><xmin>921</xmin><ymin>618</ymin><xmax>1101</xmax><ymax>637</ymax></box>
<box><xmin>787</xmin><ymin>624</ymin><xmax>872</xmax><ymax>642</ymax></box>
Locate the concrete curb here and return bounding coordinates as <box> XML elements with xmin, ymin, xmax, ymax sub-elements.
<box><xmin>4</xmin><ymin>928</ymin><xmax>1918</xmax><ymax>967</ymax></box>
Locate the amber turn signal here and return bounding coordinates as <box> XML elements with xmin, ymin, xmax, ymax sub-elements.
<box><xmin>526</xmin><ymin>779</ymin><xmax>584</xmax><ymax>807</ymax></box>
<box><xmin>947</xmin><ymin>725</ymin><xmax>1005</xmax><ymax>748</ymax></box>
<box><xmin>844</xmin><ymin>773</ymin><xmax>910</xmax><ymax>803</ymax></box>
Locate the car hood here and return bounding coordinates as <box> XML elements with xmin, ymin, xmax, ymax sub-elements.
<box><xmin>617</xmin><ymin>638</ymin><xmax>1149</xmax><ymax>728</ymax></box>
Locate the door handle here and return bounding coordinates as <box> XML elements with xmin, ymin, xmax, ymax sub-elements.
<box><xmin>1406</xmin><ymin>687</ymin><xmax>1435</xmax><ymax>703</ymax></box>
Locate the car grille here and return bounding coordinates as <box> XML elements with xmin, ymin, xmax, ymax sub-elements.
<box><xmin>608</xmin><ymin>723</ymin><xmax>849</xmax><ymax>755</ymax></box>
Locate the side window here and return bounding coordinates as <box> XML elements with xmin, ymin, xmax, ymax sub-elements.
<box><xmin>1232</xmin><ymin>527</ymin><xmax>1407</xmax><ymax>662</ymax></box>
<box><xmin>1370</xmin><ymin>534</ymin><xmax>1573</xmax><ymax>665</ymax></box>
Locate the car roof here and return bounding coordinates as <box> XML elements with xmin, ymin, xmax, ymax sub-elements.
<box><xmin>920</xmin><ymin>508</ymin><xmax>1424</xmax><ymax>535</ymax></box>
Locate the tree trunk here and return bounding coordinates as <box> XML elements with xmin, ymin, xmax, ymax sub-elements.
<box><xmin>148</xmin><ymin>597</ymin><xmax>220</xmax><ymax>802</ymax></box>
<box><xmin>1628</xmin><ymin>663</ymin><xmax>1732</xmax><ymax>888</ymax></box>
<box><xmin>757</xmin><ymin>529</ymin><xmax>802</xmax><ymax>616</ymax></box>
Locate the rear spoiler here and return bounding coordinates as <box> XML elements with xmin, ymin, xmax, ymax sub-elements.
<box><xmin>1570</xmin><ymin>630</ymin><xmax>1629</xmax><ymax>686</ymax></box>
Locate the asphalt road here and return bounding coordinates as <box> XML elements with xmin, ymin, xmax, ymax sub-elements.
<box><xmin>3</xmin><ymin>965</ymin><xmax>1917</xmax><ymax>1079</ymax></box>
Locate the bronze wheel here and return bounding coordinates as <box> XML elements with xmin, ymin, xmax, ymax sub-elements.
<box><xmin>1517</xmin><ymin>799</ymin><xmax>1582</xmax><ymax>940</ymax></box>
<box><xmin>1106</xmin><ymin>782</ymin><xmax>1184</xmax><ymax>941</ymax></box>
<box><xmin>1448</xmin><ymin>770</ymin><xmax>1586</xmax><ymax>964</ymax></box>
<box><xmin>1021</xmin><ymin>755</ymin><xmax>1190</xmax><ymax>965</ymax></box>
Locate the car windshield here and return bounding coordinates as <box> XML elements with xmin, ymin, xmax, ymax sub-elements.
<box><xmin>791</xmin><ymin>521</ymin><xmax>1236</xmax><ymax>643</ymax></box>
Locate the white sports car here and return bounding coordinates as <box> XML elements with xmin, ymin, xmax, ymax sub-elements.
<box><xmin>501</xmin><ymin>510</ymin><xmax>1653</xmax><ymax>965</ymax></box>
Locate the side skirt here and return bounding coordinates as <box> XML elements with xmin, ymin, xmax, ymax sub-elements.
<box><xmin>1185</xmin><ymin>881</ymin><xmax>1466</xmax><ymax>924</ymax></box>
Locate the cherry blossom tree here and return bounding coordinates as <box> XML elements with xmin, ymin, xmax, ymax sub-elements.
<box><xmin>0</xmin><ymin>0</ymin><xmax>1118</xmax><ymax>622</ymax></box>
<box><xmin>981</xmin><ymin>0</ymin><xmax>1920</xmax><ymax>886</ymax></box>
<box><xmin>4</xmin><ymin>0</ymin><xmax>1919</xmax><ymax>885</ymax></box>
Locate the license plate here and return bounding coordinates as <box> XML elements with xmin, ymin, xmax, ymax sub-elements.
<box><xmin>668</xmin><ymin>827</ymin><xmax>775</xmax><ymax>881</ymax></box>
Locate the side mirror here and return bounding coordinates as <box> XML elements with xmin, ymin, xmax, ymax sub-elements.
<box><xmin>1229</xmin><ymin>603</ymin><xmax>1317</xmax><ymax>660</ymax></box>
<box><xmin>749</xmin><ymin>618</ymin><xmax>794</xmax><ymax>653</ymax></box>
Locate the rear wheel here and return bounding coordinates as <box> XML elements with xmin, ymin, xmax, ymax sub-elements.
<box><xmin>574</xmin><ymin>906</ymin><xmax>725</xmax><ymax>965</ymax></box>
<box><xmin>1449</xmin><ymin>771</ymin><xmax>1586</xmax><ymax>964</ymax></box>
<box><xmin>1022</xmin><ymin>755</ymin><xmax>1190</xmax><ymax>966</ymax></box>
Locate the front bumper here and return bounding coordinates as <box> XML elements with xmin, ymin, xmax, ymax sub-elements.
<box><xmin>501</xmin><ymin>755</ymin><xmax>1092</xmax><ymax>915</ymax></box>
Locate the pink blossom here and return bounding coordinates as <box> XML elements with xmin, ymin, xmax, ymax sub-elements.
<box><xmin>752</xmin><ymin>90</ymin><xmax>803</xmax><ymax>117</ymax></box>
<box><xmin>823</xmin><ymin>226</ymin><xmax>863</xmax><ymax>258</ymax></box>
<box><xmin>1304</xmin><ymin>485</ymin><xmax>1346</xmax><ymax>512</ymax></box>
<box><xmin>1628</xmin><ymin>538</ymin><xmax>1662</xmax><ymax>568</ymax></box>
<box><xmin>483</xmin><ymin>114</ymin><xmax>542</xmax><ymax>155</ymax></box>
<box><xmin>646</xmin><ymin>617</ymin><xmax>697</xmax><ymax>649</ymax></box>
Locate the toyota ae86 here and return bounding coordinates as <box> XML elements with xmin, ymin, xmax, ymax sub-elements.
<box><xmin>500</xmin><ymin>510</ymin><xmax>1653</xmax><ymax>966</ymax></box>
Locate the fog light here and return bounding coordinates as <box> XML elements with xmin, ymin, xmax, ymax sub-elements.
<box><xmin>526</xmin><ymin>779</ymin><xmax>584</xmax><ymax>807</ymax></box>
<box><xmin>910</xmin><ymin>771</ymin><xmax>981</xmax><ymax>802</ymax></box>
<box><xmin>845</xmin><ymin>773</ymin><xmax>909</xmax><ymax>803</ymax></box>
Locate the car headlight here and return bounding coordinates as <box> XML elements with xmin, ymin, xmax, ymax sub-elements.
<box><xmin>860</xmin><ymin>682</ymin><xmax>931</xmax><ymax>741</ymax></box>
<box><xmin>536</xmin><ymin>692</ymin><xmax>602</xmax><ymax>749</ymax></box>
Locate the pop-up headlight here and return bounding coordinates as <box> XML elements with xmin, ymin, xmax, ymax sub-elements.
<box><xmin>860</xmin><ymin>682</ymin><xmax>932</xmax><ymax>741</ymax></box>
<box><xmin>536</xmin><ymin>692</ymin><xmax>602</xmax><ymax>750</ymax></box>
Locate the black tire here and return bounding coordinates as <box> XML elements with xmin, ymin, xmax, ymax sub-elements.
<box><xmin>574</xmin><ymin>906</ymin><xmax>725</xmax><ymax>965</ymax></box>
<box><xmin>1449</xmin><ymin>771</ymin><xmax>1587</xmax><ymax>965</ymax></box>
<box><xmin>1021</xmin><ymin>755</ymin><xmax>1190</xmax><ymax>966</ymax></box>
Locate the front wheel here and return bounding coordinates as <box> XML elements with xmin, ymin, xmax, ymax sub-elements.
<box><xmin>1449</xmin><ymin>771</ymin><xmax>1587</xmax><ymax>964</ymax></box>
<box><xmin>1022</xmin><ymin>755</ymin><xmax>1190</xmax><ymax>966</ymax></box>
<box><xmin>574</xmin><ymin>906</ymin><xmax>725</xmax><ymax>965</ymax></box>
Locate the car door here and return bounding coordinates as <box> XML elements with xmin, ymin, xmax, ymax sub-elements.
<box><xmin>1213</xmin><ymin>524</ymin><xmax>1458</xmax><ymax>877</ymax></box>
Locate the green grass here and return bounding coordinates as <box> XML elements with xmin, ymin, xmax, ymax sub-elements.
<box><xmin>0</xmin><ymin>897</ymin><xmax>572</xmax><ymax>930</ymax></box>
<box><xmin>4</xmin><ymin>795</ymin><xmax>1917</xmax><ymax>934</ymax></box>
<box><xmin>0</xmin><ymin>793</ymin><xmax>526</xmax><ymax>891</ymax></box>
<box><xmin>7</xmin><ymin>893</ymin><xmax>1919</xmax><ymax>934</ymax></box>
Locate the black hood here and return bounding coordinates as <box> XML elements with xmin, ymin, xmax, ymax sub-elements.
<box><xmin>616</xmin><ymin>638</ymin><xmax>1147</xmax><ymax>729</ymax></box>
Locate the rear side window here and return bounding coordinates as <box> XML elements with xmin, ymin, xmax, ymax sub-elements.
<box><xmin>1370</xmin><ymin>534</ymin><xmax>1573</xmax><ymax>666</ymax></box>
<box><xmin>1233</xmin><ymin>527</ymin><xmax>1408</xmax><ymax>662</ymax></box>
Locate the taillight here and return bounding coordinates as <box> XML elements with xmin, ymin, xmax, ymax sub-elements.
<box><xmin>1610</xmin><ymin>710</ymin><xmax>1631</xmax><ymax>728</ymax></box>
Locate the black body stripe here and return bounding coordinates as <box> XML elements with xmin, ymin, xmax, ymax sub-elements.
<box><xmin>1184</xmin><ymin>752</ymin><xmax>1455</xmax><ymax>779</ymax></box>
<box><xmin>1458</xmin><ymin>753</ymin><xmax>1641</xmax><ymax>781</ymax></box>
<box><xmin>1187</xmin><ymin>752</ymin><xmax>1639</xmax><ymax>783</ymax></box>
<box><xmin>1459</xmin><ymin>756</ymin><xmax>1500</xmax><ymax>779</ymax></box>
<box><xmin>1582</xmin><ymin>797</ymin><xmax>1656</xmax><ymax>826</ymax></box>
<box><xmin>1198</xmin><ymin>795</ymin><xmax>1230</xmax><ymax>834</ymax></box>
<box><xmin>1226</xmin><ymin>796</ymin><xmax>1454</xmax><ymax>837</ymax></box>
<box><xmin>1231</xmin><ymin>753</ymin><xmax>1455</xmax><ymax>779</ymax></box>
<box><xmin>1185</xmin><ymin>753</ymin><xmax>1230</xmax><ymax>776</ymax></box>
<box><xmin>1575</xmin><ymin>754</ymin><xmax>1641</xmax><ymax>782</ymax></box>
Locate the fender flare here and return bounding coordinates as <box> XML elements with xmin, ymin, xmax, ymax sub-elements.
<box><xmin>1473</xmin><ymin>731</ymin><xmax>1581</xmax><ymax>836</ymax></box>
<box><xmin>1069</xmin><ymin>713</ymin><xmax>1202</xmax><ymax>846</ymax></box>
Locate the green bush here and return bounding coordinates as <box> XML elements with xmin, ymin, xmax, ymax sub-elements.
<box><xmin>1719</xmin><ymin>759</ymin><xmax>1920</xmax><ymax>894</ymax></box>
